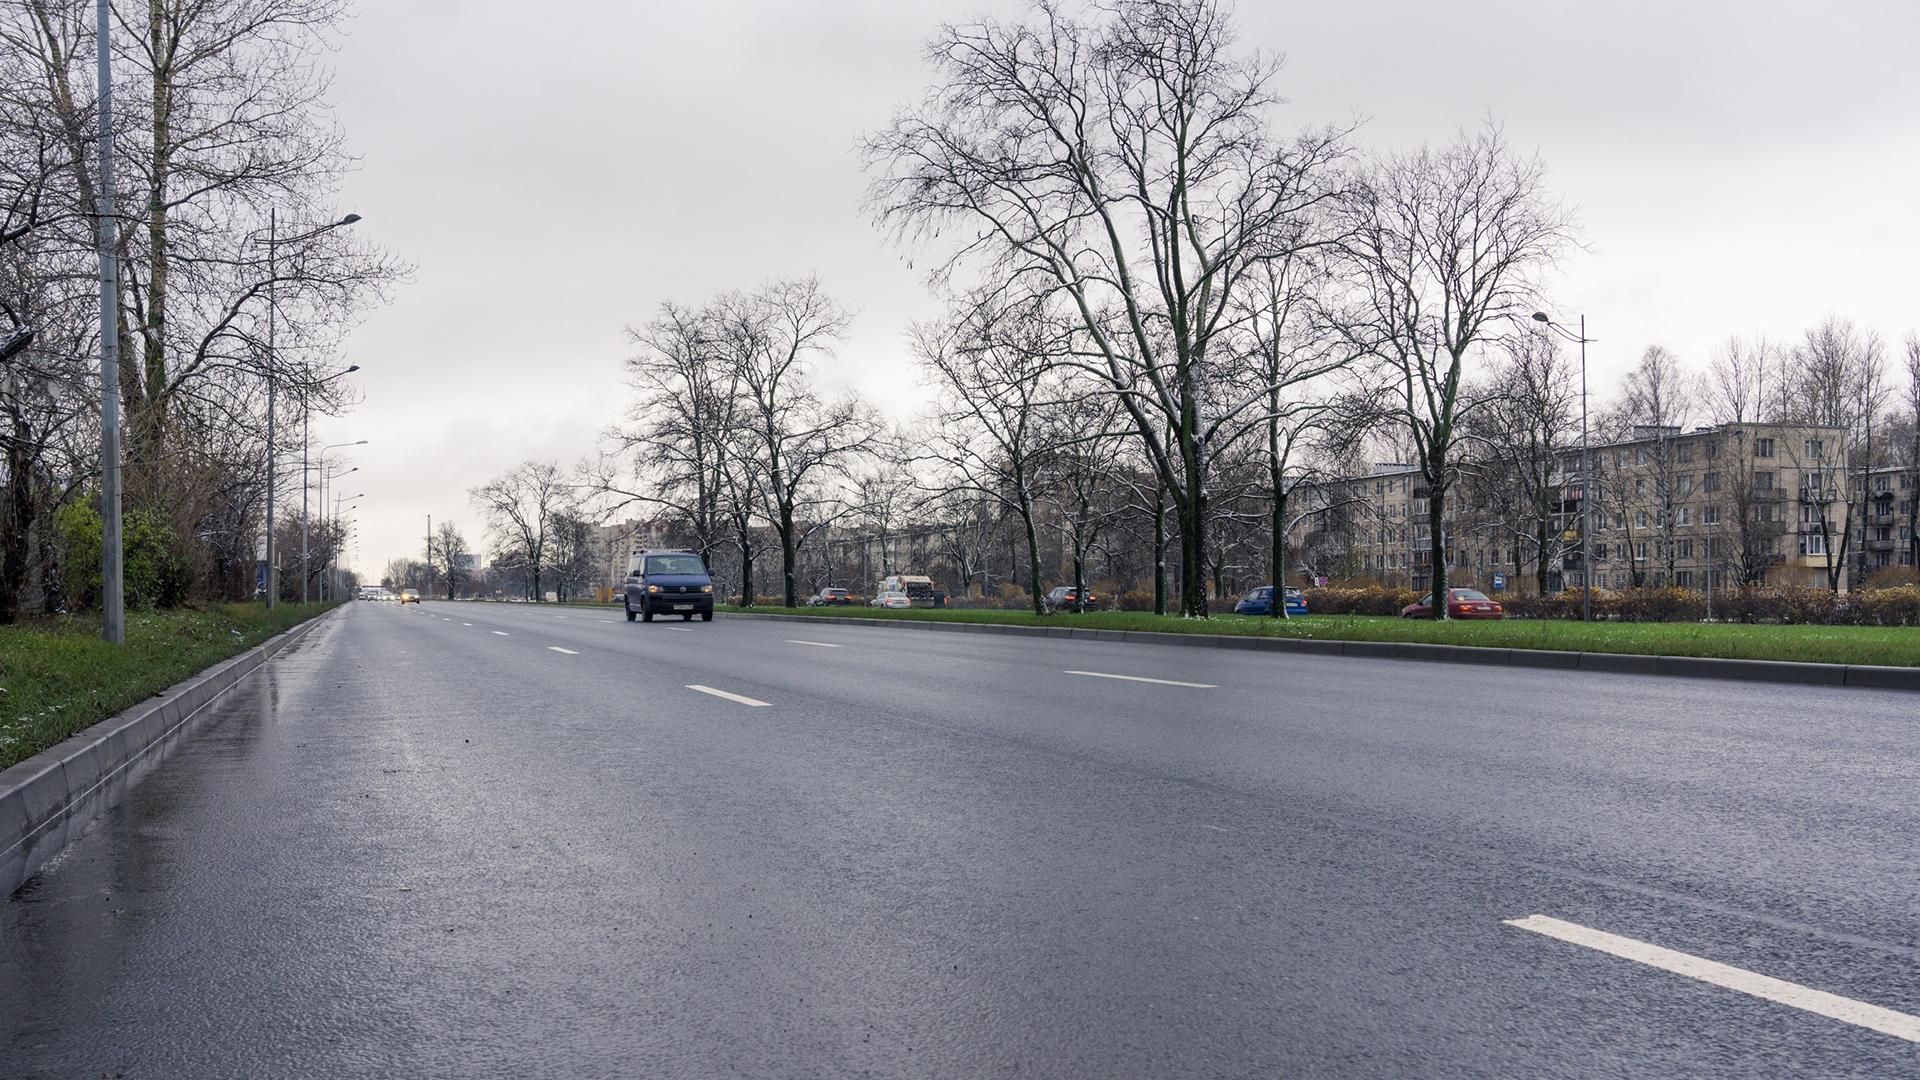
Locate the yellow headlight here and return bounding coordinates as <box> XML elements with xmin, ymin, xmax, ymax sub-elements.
<box><xmin>647</xmin><ymin>584</ymin><xmax>661</xmax><ymax>593</ymax></box>
<box><xmin>701</xmin><ymin>585</ymin><xmax>713</xmax><ymax>593</ymax></box>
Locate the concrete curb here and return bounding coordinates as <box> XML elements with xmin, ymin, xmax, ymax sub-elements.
<box><xmin>719</xmin><ymin>611</ymin><xmax>1920</xmax><ymax>693</ymax></box>
<box><xmin>1</xmin><ymin>606</ymin><xmax>342</xmax><ymax>899</ymax></box>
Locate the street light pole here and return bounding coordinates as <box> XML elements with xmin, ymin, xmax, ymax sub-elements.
<box><xmin>300</xmin><ymin>374</ymin><xmax>361</xmax><ymax>603</ymax></box>
<box><xmin>257</xmin><ymin>213</ymin><xmax>358</xmax><ymax>608</ymax></box>
<box><xmin>95</xmin><ymin>0</ymin><xmax>125</xmax><ymax>644</ymax></box>
<box><xmin>1534</xmin><ymin>311</ymin><xmax>1595</xmax><ymax>622</ymax></box>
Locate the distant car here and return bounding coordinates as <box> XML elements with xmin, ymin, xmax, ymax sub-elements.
<box><xmin>1234</xmin><ymin>586</ymin><xmax>1308</xmax><ymax>617</ymax></box>
<box><xmin>624</xmin><ymin>549</ymin><xmax>715</xmax><ymax>622</ymax></box>
<box><xmin>808</xmin><ymin>588</ymin><xmax>856</xmax><ymax>607</ymax></box>
<box><xmin>1400</xmin><ymin>588</ymin><xmax>1504</xmax><ymax>620</ymax></box>
<box><xmin>1042</xmin><ymin>586</ymin><xmax>1099</xmax><ymax>614</ymax></box>
<box><xmin>869</xmin><ymin>591</ymin><xmax>912</xmax><ymax>609</ymax></box>
<box><xmin>399</xmin><ymin>589</ymin><xmax>420</xmax><ymax>605</ymax></box>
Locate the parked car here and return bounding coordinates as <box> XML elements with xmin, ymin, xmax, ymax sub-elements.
<box><xmin>624</xmin><ymin>549</ymin><xmax>716</xmax><ymax>622</ymax></box>
<box><xmin>808</xmin><ymin>587</ymin><xmax>856</xmax><ymax>607</ymax></box>
<box><xmin>398</xmin><ymin>588</ymin><xmax>420</xmax><ymax>605</ymax></box>
<box><xmin>1233</xmin><ymin>585</ymin><xmax>1308</xmax><ymax>617</ymax></box>
<box><xmin>869</xmin><ymin>591</ymin><xmax>912</xmax><ymax>609</ymax></box>
<box><xmin>1400</xmin><ymin>588</ymin><xmax>1504</xmax><ymax>620</ymax></box>
<box><xmin>1042</xmin><ymin>586</ymin><xmax>1100</xmax><ymax>614</ymax></box>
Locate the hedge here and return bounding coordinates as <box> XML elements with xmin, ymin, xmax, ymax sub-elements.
<box><xmin>1302</xmin><ymin>584</ymin><xmax>1920</xmax><ymax>626</ymax></box>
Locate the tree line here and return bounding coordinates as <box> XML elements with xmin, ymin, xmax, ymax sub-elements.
<box><xmin>0</xmin><ymin>0</ymin><xmax>399</xmax><ymax>622</ymax></box>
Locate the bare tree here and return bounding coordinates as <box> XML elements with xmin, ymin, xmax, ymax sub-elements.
<box><xmin>1704</xmin><ymin>335</ymin><xmax>1782</xmax><ymax>425</ymax></box>
<box><xmin>431</xmin><ymin>521</ymin><xmax>468</xmax><ymax>599</ymax></box>
<box><xmin>865</xmin><ymin>0</ymin><xmax>1350</xmax><ymax>617</ymax></box>
<box><xmin>1781</xmin><ymin>317</ymin><xmax>1884</xmax><ymax>591</ymax></box>
<box><xmin>912</xmin><ymin>291</ymin><xmax>1069</xmax><ymax>614</ymax></box>
<box><xmin>1618</xmin><ymin>345</ymin><xmax>1698</xmax><ymax>584</ymax></box>
<box><xmin>1467</xmin><ymin>327</ymin><xmax>1579</xmax><ymax>594</ymax></box>
<box><xmin>720</xmin><ymin>278</ymin><xmax>879</xmax><ymax>608</ymax></box>
<box><xmin>1340</xmin><ymin>123</ymin><xmax>1574</xmax><ymax>616</ymax></box>
<box><xmin>470</xmin><ymin>460</ymin><xmax>570</xmax><ymax>602</ymax></box>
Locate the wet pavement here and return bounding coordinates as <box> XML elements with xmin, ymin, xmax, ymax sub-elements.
<box><xmin>3</xmin><ymin>601</ymin><xmax>1916</xmax><ymax>1078</ymax></box>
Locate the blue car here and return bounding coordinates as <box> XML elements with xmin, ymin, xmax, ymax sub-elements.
<box><xmin>623</xmin><ymin>549</ymin><xmax>716</xmax><ymax>622</ymax></box>
<box><xmin>1234</xmin><ymin>585</ymin><xmax>1307</xmax><ymax>617</ymax></box>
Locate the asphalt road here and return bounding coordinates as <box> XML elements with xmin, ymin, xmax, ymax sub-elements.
<box><xmin>3</xmin><ymin>601</ymin><xmax>1916</xmax><ymax>1078</ymax></box>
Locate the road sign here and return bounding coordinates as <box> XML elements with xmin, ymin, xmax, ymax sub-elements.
<box><xmin>1491</xmin><ymin>573</ymin><xmax>1506</xmax><ymax>591</ymax></box>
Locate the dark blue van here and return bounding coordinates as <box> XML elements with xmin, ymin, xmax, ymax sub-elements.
<box><xmin>623</xmin><ymin>550</ymin><xmax>715</xmax><ymax>622</ymax></box>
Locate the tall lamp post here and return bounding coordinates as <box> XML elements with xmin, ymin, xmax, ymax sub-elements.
<box><xmin>259</xmin><ymin>211</ymin><xmax>360</xmax><ymax>608</ymax></box>
<box><xmin>1532</xmin><ymin>311</ymin><xmax>1594</xmax><ymax>621</ymax></box>
<box><xmin>94</xmin><ymin>0</ymin><xmax>125</xmax><ymax>644</ymax></box>
<box><xmin>309</xmin><ymin>437</ymin><xmax>365</xmax><ymax>600</ymax></box>
<box><xmin>301</xmin><ymin>378</ymin><xmax>361</xmax><ymax>602</ymax></box>
<box><xmin>332</xmin><ymin>494</ymin><xmax>362</xmax><ymax>598</ymax></box>
<box><xmin>317</xmin><ymin>461</ymin><xmax>358</xmax><ymax>599</ymax></box>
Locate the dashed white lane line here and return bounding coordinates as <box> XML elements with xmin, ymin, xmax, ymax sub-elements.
<box><xmin>491</xmin><ymin>630</ymin><xmax>510</xmax><ymax>636</ymax></box>
<box><xmin>548</xmin><ymin>646</ymin><xmax>579</xmax><ymax>655</ymax></box>
<box><xmin>686</xmin><ymin>685</ymin><xmax>772</xmax><ymax>707</ymax></box>
<box><xmin>1504</xmin><ymin>915</ymin><xmax>1920</xmax><ymax>1044</ymax></box>
<box><xmin>554</xmin><ymin>615</ymin><xmax>567</xmax><ymax>619</ymax></box>
<box><xmin>666</xmin><ymin>627</ymin><xmax>695</xmax><ymax>632</ymax></box>
<box><xmin>1064</xmin><ymin>670</ymin><xmax>1217</xmax><ymax>689</ymax></box>
<box><xmin>598</xmin><ymin>619</ymin><xmax>614</xmax><ymax>623</ymax></box>
<box><xmin>785</xmin><ymin>640</ymin><xmax>842</xmax><ymax>648</ymax></box>
<box><xmin>462</xmin><ymin>622</ymin><xmax>473</xmax><ymax>626</ymax></box>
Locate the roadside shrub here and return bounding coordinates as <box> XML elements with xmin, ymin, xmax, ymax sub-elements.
<box><xmin>1303</xmin><ymin>586</ymin><xmax>1420</xmax><ymax>616</ymax></box>
<box><xmin>1851</xmin><ymin>585</ymin><xmax>1920</xmax><ymax>626</ymax></box>
<box><xmin>55</xmin><ymin>502</ymin><xmax>190</xmax><ymax>609</ymax></box>
<box><xmin>1115</xmin><ymin>589</ymin><xmax>1156</xmax><ymax>612</ymax></box>
<box><xmin>1613</xmin><ymin>586</ymin><xmax>1707</xmax><ymax>623</ymax></box>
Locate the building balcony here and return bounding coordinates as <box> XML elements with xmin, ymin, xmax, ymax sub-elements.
<box><xmin>1864</xmin><ymin>512</ymin><xmax>1898</xmax><ymax>527</ymax></box>
<box><xmin>1865</xmin><ymin>538</ymin><xmax>1898</xmax><ymax>552</ymax></box>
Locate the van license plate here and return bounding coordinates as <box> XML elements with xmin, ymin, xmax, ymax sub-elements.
<box><xmin>674</xmin><ymin>604</ymin><xmax>692</xmax><ymax>611</ymax></box>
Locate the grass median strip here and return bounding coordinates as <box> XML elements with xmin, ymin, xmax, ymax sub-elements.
<box><xmin>0</xmin><ymin>602</ymin><xmax>337</xmax><ymax>770</ymax></box>
<box><xmin>716</xmin><ymin>606</ymin><xmax>1920</xmax><ymax>669</ymax></box>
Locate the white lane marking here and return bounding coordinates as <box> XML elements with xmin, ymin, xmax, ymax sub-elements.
<box><xmin>491</xmin><ymin>630</ymin><xmax>510</xmax><ymax>636</ymax></box>
<box><xmin>554</xmin><ymin>615</ymin><xmax>566</xmax><ymax>619</ymax></box>
<box><xmin>548</xmin><ymin>646</ymin><xmax>579</xmax><ymax>655</ymax></box>
<box><xmin>1064</xmin><ymin>670</ymin><xmax>1217</xmax><ymax>689</ymax></box>
<box><xmin>786</xmin><ymin>640</ymin><xmax>842</xmax><ymax>648</ymax></box>
<box><xmin>686</xmin><ymin>685</ymin><xmax>771</xmax><ymax>707</ymax></box>
<box><xmin>666</xmin><ymin>626</ymin><xmax>695</xmax><ymax>632</ymax></box>
<box><xmin>1504</xmin><ymin>915</ymin><xmax>1920</xmax><ymax>1044</ymax></box>
<box><xmin>462</xmin><ymin>622</ymin><xmax>473</xmax><ymax>626</ymax></box>
<box><xmin>598</xmin><ymin>619</ymin><xmax>614</xmax><ymax>623</ymax></box>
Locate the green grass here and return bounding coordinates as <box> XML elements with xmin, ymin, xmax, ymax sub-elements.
<box><xmin>0</xmin><ymin>602</ymin><xmax>337</xmax><ymax>770</ymax></box>
<box><xmin>715</xmin><ymin>605</ymin><xmax>1920</xmax><ymax>669</ymax></box>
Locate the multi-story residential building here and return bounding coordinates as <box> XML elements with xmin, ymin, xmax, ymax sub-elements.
<box><xmin>1291</xmin><ymin>421</ymin><xmax>1853</xmax><ymax>594</ymax></box>
<box><xmin>1852</xmin><ymin>465</ymin><xmax>1920</xmax><ymax>580</ymax></box>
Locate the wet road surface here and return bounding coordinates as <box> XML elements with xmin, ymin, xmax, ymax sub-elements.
<box><xmin>4</xmin><ymin>600</ymin><xmax>1917</xmax><ymax>1077</ymax></box>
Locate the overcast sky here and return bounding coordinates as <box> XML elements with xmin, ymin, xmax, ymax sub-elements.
<box><xmin>315</xmin><ymin>0</ymin><xmax>1920</xmax><ymax>577</ymax></box>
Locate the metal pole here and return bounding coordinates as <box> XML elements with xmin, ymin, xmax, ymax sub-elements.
<box><xmin>1580</xmin><ymin>315</ymin><xmax>1592</xmax><ymax>623</ymax></box>
<box><xmin>95</xmin><ymin>0</ymin><xmax>125</xmax><ymax>645</ymax></box>
<box><xmin>300</xmin><ymin>401</ymin><xmax>309</xmax><ymax>602</ymax></box>
<box><xmin>264</xmin><ymin>206</ymin><xmax>277</xmax><ymax>608</ymax></box>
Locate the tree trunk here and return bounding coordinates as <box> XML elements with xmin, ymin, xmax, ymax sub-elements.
<box><xmin>142</xmin><ymin>2</ymin><xmax>172</xmax><ymax>451</ymax></box>
<box><xmin>779</xmin><ymin>501</ymin><xmax>798</xmax><ymax>608</ymax></box>
<box><xmin>1535</xmin><ymin>518</ymin><xmax>1551</xmax><ymax>594</ymax></box>
<box><xmin>1021</xmin><ymin>500</ymin><xmax>1044</xmax><ymax>617</ymax></box>
<box><xmin>1178</xmin><ymin>493</ymin><xmax>1208</xmax><ymax>618</ymax></box>
<box><xmin>737</xmin><ymin>524</ymin><xmax>754</xmax><ymax>606</ymax></box>
<box><xmin>0</xmin><ymin>431</ymin><xmax>31</xmax><ymax>623</ymax></box>
<box><xmin>1152</xmin><ymin>484</ymin><xmax>1167</xmax><ymax>616</ymax></box>
<box><xmin>1269</xmin><ymin>483</ymin><xmax>1288</xmax><ymax>620</ymax></box>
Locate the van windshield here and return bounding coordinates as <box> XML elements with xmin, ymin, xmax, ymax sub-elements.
<box><xmin>644</xmin><ymin>554</ymin><xmax>706</xmax><ymax>576</ymax></box>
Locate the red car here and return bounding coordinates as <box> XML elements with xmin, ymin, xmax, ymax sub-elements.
<box><xmin>1400</xmin><ymin>588</ymin><xmax>1505</xmax><ymax>620</ymax></box>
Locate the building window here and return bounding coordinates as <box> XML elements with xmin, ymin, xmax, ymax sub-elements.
<box><xmin>1800</xmin><ymin>534</ymin><xmax>1827</xmax><ymax>556</ymax></box>
<box><xmin>1704</xmin><ymin>506</ymin><xmax>1720</xmax><ymax>526</ymax></box>
<box><xmin>1704</xmin><ymin>471</ymin><xmax>1719</xmax><ymax>493</ymax></box>
<box><xmin>1676</xmin><ymin>475</ymin><xmax>1693</xmax><ymax>497</ymax></box>
<box><xmin>1805</xmin><ymin>438</ymin><xmax>1824</xmax><ymax>459</ymax></box>
<box><xmin>1635</xmin><ymin>541</ymin><xmax>1648</xmax><ymax>561</ymax></box>
<box><xmin>1635</xmin><ymin>511</ymin><xmax>1648</xmax><ymax>529</ymax></box>
<box><xmin>1677</xmin><ymin>540</ymin><xmax>1694</xmax><ymax>559</ymax></box>
<box><xmin>1676</xmin><ymin>569</ymin><xmax>1692</xmax><ymax>587</ymax></box>
<box><xmin>1756</xmin><ymin>471</ymin><xmax>1775</xmax><ymax>491</ymax></box>
<box><xmin>1706</xmin><ymin>439</ymin><xmax>1720</xmax><ymax>460</ymax></box>
<box><xmin>1635</xmin><ymin>478</ymin><xmax>1646</xmax><ymax>496</ymax></box>
<box><xmin>1677</xmin><ymin>443</ymin><xmax>1692</xmax><ymax>463</ymax></box>
<box><xmin>1875</xmin><ymin>475</ymin><xmax>1891</xmax><ymax>492</ymax></box>
<box><xmin>1676</xmin><ymin>507</ymin><xmax>1693</xmax><ymax>527</ymax></box>
<box><xmin>1755</xmin><ymin>438</ymin><xmax>1775</xmax><ymax>459</ymax></box>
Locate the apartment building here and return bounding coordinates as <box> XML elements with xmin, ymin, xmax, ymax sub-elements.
<box><xmin>1852</xmin><ymin>465</ymin><xmax>1920</xmax><ymax>579</ymax></box>
<box><xmin>1296</xmin><ymin>422</ymin><xmax>1853</xmax><ymax>594</ymax></box>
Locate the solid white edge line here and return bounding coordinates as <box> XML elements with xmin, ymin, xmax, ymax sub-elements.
<box><xmin>785</xmin><ymin>640</ymin><xmax>842</xmax><ymax>648</ymax></box>
<box><xmin>686</xmin><ymin>684</ymin><xmax>772</xmax><ymax>707</ymax></box>
<box><xmin>491</xmin><ymin>630</ymin><xmax>510</xmax><ymax>636</ymax></box>
<box><xmin>1504</xmin><ymin>915</ymin><xmax>1920</xmax><ymax>1044</ymax></box>
<box><xmin>548</xmin><ymin>646</ymin><xmax>579</xmax><ymax>655</ymax></box>
<box><xmin>1063</xmin><ymin>670</ymin><xmax>1217</xmax><ymax>689</ymax></box>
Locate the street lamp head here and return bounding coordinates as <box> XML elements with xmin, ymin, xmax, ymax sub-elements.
<box><xmin>345</xmin><ymin>364</ymin><xmax>360</xmax><ymax>374</ymax></box>
<box><xmin>339</xmin><ymin>213</ymin><xmax>362</xmax><ymax>226</ymax></box>
<box><xmin>1531</xmin><ymin>312</ymin><xmax>1551</xmax><ymax>323</ymax></box>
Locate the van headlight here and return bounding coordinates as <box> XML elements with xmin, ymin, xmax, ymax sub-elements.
<box><xmin>701</xmin><ymin>585</ymin><xmax>713</xmax><ymax>593</ymax></box>
<box><xmin>647</xmin><ymin>584</ymin><xmax>661</xmax><ymax>594</ymax></box>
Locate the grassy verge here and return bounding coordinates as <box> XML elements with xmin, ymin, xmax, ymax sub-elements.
<box><xmin>715</xmin><ymin>605</ymin><xmax>1920</xmax><ymax>668</ymax></box>
<box><xmin>0</xmin><ymin>602</ymin><xmax>337</xmax><ymax>770</ymax></box>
